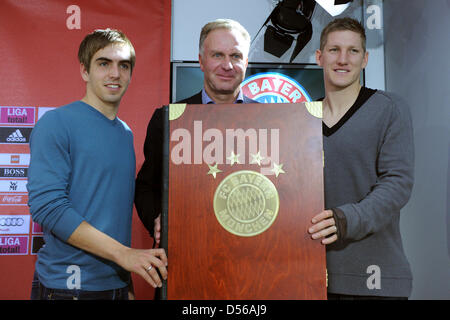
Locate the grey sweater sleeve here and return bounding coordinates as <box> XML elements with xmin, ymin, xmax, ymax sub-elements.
<box><xmin>337</xmin><ymin>93</ymin><xmax>415</xmax><ymax>241</ymax></box>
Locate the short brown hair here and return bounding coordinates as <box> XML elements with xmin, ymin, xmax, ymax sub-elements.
<box><xmin>319</xmin><ymin>17</ymin><xmax>366</xmax><ymax>51</ymax></box>
<box><xmin>78</xmin><ymin>28</ymin><xmax>136</xmax><ymax>73</ymax></box>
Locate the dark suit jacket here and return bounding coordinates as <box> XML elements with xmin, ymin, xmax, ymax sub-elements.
<box><xmin>135</xmin><ymin>91</ymin><xmax>258</xmax><ymax>235</ymax></box>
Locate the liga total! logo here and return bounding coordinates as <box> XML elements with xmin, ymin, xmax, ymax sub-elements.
<box><xmin>241</xmin><ymin>72</ymin><xmax>312</xmax><ymax>103</ymax></box>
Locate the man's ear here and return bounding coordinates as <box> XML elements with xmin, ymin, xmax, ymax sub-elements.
<box><xmin>315</xmin><ymin>49</ymin><xmax>323</xmax><ymax>67</ymax></box>
<box><xmin>198</xmin><ymin>54</ymin><xmax>204</xmax><ymax>72</ymax></box>
<box><xmin>80</xmin><ymin>63</ymin><xmax>89</xmax><ymax>82</ymax></box>
<box><xmin>362</xmin><ymin>50</ymin><xmax>369</xmax><ymax>69</ymax></box>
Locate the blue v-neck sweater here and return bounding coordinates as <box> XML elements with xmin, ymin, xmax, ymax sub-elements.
<box><xmin>27</xmin><ymin>101</ymin><xmax>136</xmax><ymax>291</ymax></box>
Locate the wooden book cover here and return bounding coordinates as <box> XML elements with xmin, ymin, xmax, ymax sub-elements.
<box><xmin>166</xmin><ymin>102</ymin><xmax>325</xmax><ymax>299</ymax></box>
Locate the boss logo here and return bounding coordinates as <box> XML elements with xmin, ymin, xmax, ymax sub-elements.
<box><xmin>0</xmin><ymin>168</ymin><xmax>27</xmax><ymax>178</ymax></box>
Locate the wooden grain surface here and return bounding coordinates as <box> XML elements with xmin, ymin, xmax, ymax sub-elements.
<box><xmin>167</xmin><ymin>103</ymin><xmax>326</xmax><ymax>299</ymax></box>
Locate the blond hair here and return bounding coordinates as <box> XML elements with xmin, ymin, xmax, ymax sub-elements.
<box><xmin>320</xmin><ymin>17</ymin><xmax>366</xmax><ymax>51</ymax></box>
<box><xmin>199</xmin><ymin>19</ymin><xmax>251</xmax><ymax>56</ymax></box>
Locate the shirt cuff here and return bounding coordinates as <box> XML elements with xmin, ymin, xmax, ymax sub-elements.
<box><xmin>330</xmin><ymin>207</ymin><xmax>347</xmax><ymax>244</ymax></box>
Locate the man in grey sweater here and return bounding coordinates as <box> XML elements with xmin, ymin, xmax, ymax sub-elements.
<box><xmin>308</xmin><ymin>18</ymin><xmax>414</xmax><ymax>299</ymax></box>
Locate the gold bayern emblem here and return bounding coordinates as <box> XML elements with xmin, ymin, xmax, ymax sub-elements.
<box><xmin>213</xmin><ymin>170</ymin><xmax>279</xmax><ymax>237</ymax></box>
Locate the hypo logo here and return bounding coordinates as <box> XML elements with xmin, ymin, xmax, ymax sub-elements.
<box><xmin>241</xmin><ymin>73</ymin><xmax>312</xmax><ymax>104</ymax></box>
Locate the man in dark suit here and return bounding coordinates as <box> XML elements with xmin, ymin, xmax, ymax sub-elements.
<box><xmin>135</xmin><ymin>19</ymin><xmax>257</xmax><ymax>245</ymax></box>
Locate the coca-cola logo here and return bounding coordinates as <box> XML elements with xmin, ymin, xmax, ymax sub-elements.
<box><xmin>0</xmin><ymin>194</ymin><xmax>27</xmax><ymax>205</ymax></box>
<box><xmin>2</xmin><ymin>195</ymin><xmax>23</xmax><ymax>203</ymax></box>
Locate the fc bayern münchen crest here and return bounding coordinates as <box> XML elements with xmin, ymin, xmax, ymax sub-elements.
<box><xmin>213</xmin><ymin>170</ymin><xmax>280</xmax><ymax>237</ymax></box>
<box><xmin>241</xmin><ymin>72</ymin><xmax>312</xmax><ymax>103</ymax></box>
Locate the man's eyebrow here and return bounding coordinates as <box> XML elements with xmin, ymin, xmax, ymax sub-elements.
<box><xmin>95</xmin><ymin>57</ymin><xmax>112</xmax><ymax>63</ymax></box>
<box><xmin>95</xmin><ymin>57</ymin><xmax>131</xmax><ymax>64</ymax></box>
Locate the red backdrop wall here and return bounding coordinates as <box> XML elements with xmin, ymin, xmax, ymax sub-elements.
<box><xmin>0</xmin><ymin>0</ymin><xmax>171</xmax><ymax>299</ymax></box>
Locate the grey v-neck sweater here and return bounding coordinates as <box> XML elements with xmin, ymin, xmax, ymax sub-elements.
<box><xmin>323</xmin><ymin>88</ymin><xmax>414</xmax><ymax>297</ymax></box>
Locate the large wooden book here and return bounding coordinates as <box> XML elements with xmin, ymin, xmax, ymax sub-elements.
<box><xmin>162</xmin><ymin>102</ymin><xmax>325</xmax><ymax>299</ymax></box>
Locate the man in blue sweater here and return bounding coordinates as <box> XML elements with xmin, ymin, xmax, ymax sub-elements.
<box><xmin>308</xmin><ymin>18</ymin><xmax>414</xmax><ymax>299</ymax></box>
<box><xmin>27</xmin><ymin>29</ymin><xmax>167</xmax><ymax>300</ymax></box>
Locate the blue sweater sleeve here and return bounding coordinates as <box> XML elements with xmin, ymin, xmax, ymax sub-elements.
<box><xmin>27</xmin><ymin>110</ymin><xmax>85</xmax><ymax>241</ymax></box>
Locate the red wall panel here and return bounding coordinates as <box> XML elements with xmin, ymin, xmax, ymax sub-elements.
<box><xmin>0</xmin><ymin>0</ymin><xmax>171</xmax><ymax>299</ymax></box>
